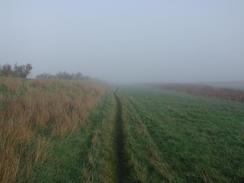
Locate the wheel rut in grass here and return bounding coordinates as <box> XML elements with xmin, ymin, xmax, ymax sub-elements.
<box><xmin>114</xmin><ymin>91</ymin><xmax>127</xmax><ymax>183</ymax></box>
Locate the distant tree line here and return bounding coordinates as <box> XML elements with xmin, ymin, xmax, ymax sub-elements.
<box><xmin>36</xmin><ymin>72</ymin><xmax>90</xmax><ymax>80</ymax></box>
<box><xmin>0</xmin><ymin>63</ymin><xmax>32</xmax><ymax>78</ymax></box>
<box><xmin>0</xmin><ymin>63</ymin><xmax>90</xmax><ymax>80</ymax></box>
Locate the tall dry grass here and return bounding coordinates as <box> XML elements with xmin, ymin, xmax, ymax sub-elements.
<box><xmin>0</xmin><ymin>77</ymin><xmax>107</xmax><ymax>183</ymax></box>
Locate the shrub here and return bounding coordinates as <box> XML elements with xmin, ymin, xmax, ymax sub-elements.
<box><xmin>0</xmin><ymin>63</ymin><xmax>32</xmax><ymax>78</ymax></box>
<box><xmin>36</xmin><ymin>72</ymin><xmax>90</xmax><ymax>80</ymax></box>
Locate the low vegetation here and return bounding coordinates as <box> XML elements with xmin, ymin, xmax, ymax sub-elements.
<box><xmin>1</xmin><ymin>69</ymin><xmax>243</xmax><ymax>183</ymax></box>
<box><xmin>0</xmin><ymin>77</ymin><xmax>107</xmax><ymax>182</ymax></box>
<box><xmin>36</xmin><ymin>72</ymin><xmax>90</xmax><ymax>80</ymax></box>
<box><xmin>29</xmin><ymin>93</ymin><xmax>117</xmax><ymax>183</ymax></box>
<box><xmin>153</xmin><ymin>83</ymin><xmax>244</xmax><ymax>102</ymax></box>
<box><xmin>119</xmin><ymin>87</ymin><xmax>244</xmax><ymax>182</ymax></box>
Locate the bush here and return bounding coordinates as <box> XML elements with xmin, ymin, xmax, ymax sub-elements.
<box><xmin>36</xmin><ymin>72</ymin><xmax>90</xmax><ymax>80</ymax></box>
<box><xmin>0</xmin><ymin>63</ymin><xmax>32</xmax><ymax>78</ymax></box>
<box><xmin>36</xmin><ymin>73</ymin><xmax>56</xmax><ymax>79</ymax></box>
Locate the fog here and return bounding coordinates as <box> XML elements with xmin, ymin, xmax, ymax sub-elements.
<box><xmin>0</xmin><ymin>0</ymin><xmax>244</xmax><ymax>83</ymax></box>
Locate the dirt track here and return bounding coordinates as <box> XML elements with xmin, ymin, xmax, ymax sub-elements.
<box><xmin>114</xmin><ymin>92</ymin><xmax>126</xmax><ymax>183</ymax></box>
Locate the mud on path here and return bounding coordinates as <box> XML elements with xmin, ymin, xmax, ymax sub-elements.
<box><xmin>114</xmin><ymin>91</ymin><xmax>127</xmax><ymax>183</ymax></box>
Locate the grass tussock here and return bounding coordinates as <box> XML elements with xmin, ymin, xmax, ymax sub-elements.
<box><xmin>0</xmin><ymin>77</ymin><xmax>107</xmax><ymax>183</ymax></box>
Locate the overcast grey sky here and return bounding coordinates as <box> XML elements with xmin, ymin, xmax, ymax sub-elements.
<box><xmin>0</xmin><ymin>0</ymin><xmax>244</xmax><ymax>83</ymax></box>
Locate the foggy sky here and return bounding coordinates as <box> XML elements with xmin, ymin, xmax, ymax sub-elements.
<box><xmin>0</xmin><ymin>0</ymin><xmax>244</xmax><ymax>83</ymax></box>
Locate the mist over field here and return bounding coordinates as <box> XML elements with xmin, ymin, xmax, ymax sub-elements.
<box><xmin>1</xmin><ymin>2</ymin><xmax>244</xmax><ymax>182</ymax></box>
<box><xmin>1</xmin><ymin>0</ymin><xmax>244</xmax><ymax>83</ymax></box>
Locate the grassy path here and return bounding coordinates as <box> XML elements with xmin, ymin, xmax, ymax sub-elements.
<box><xmin>29</xmin><ymin>91</ymin><xmax>131</xmax><ymax>183</ymax></box>
<box><xmin>121</xmin><ymin>94</ymin><xmax>173</xmax><ymax>183</ymax></box>
<box><xmin>28</xmin><ymin>93</ymin><xmax>118</xmax><ymax>183</ymax></box>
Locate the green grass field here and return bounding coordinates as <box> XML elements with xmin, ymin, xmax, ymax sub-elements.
<box><xmin>1</xmin><ymin>79</ymin><xmax>244</xmax><ymax>183</ymax></box>
<box><xmin>119</xmin><ymin>87</ymin><xmax>244</xmax><ymax>183</ymax></box>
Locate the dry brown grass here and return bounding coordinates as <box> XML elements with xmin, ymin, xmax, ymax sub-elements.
<box><xmin>153</xmin><ymin>83</ymin><xmax>244</xmax><ymax>102</ymax></box>
<box><xmin>0</xmin><ymin>77</ymin><xmax>107</xmax><ymax>183</ymax></box>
